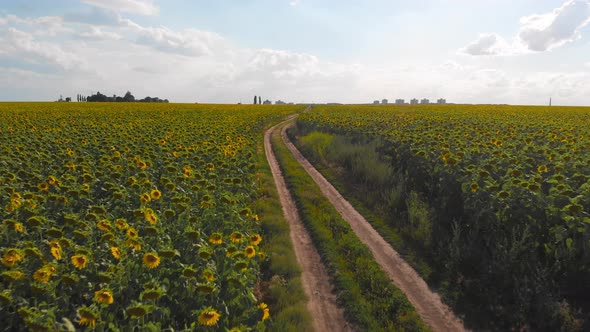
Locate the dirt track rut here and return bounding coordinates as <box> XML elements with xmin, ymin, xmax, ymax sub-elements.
<box><xmin>264</xmin><ymin>119</ymin><xmax>352</xmax><ymax>332</ymax></box>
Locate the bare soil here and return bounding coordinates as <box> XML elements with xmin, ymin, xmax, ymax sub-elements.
<box><xmin>280</xmin><ymin>121</ymin><xmax>467</xmax><ymax>332</ymax></box>
<box><xmin>264</xmin><ymin>119</ymin><xmax>353</xmax><ymax>332</ymax></box>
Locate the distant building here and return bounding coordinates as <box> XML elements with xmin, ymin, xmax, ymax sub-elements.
<box><xmin>263</xmin><ymin>99</ymin><xmax>272</xmax><ymax>105</ymax></box>
<box><xmin>395</xmin><ymin>99</ymin><xmax>405</xmax><ymax>105</ymax></box>
<box><xmin>410</xmin><ymin>98</ymin><xmax>419</xmax><ymax>104</ymax></box>
<box><xmin>382</xmin><ymin>99</ymin><xmax>388</xmax><ymax>105</ymax></box>
<box><xmin>275</xmin><ymin>100</ymin><xmax>286</xmax><ymax>105</ymax></box>
<box><xmin>437</xmin><ymin>98</ymin><xmax>446</xmax><ymax>104</ymax></box>
<box><xmin>373</xmin><ymin>100</ymin><xmax>380</xmax><ymax>104</ymax></box>
<box><xmin>421</xmin><ymin>98</ymin><xmax>430</xmax><ymax>104</ymax></box>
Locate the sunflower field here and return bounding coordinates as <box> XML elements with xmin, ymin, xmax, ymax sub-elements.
<box><xmin>294</xmin><ymin>104</ymin><xmax>590</xmax><ymax>330</ymax></box>
<box><xmin>0</xmin><ymin>102</ymin><xmax>299</xmax><ymax>331</ymax></box>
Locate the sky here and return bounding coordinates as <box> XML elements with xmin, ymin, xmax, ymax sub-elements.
<box><xmin>0</xmin><ymin>0</ymin><xmax>589</xmax><ymax>105</ymax></box>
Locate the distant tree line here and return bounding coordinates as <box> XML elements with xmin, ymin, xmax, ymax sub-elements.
<box><xmin>81</xmin><ymin>91</ymin><xmax>169</xmax><ymax>103</ymax></box>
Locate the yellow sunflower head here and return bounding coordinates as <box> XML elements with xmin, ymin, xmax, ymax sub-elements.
<box><xmin>126</xmin><ymin>227</ymin><xmax>139</xmax><ymax>239</ymax></box>
<box><xmin>71</xmin><ymin>254</ymin><xmax>89</xmax><ymax>270</ymax></box>
<box><xmin>250</xmin><ymin>234</ymin><xmax>262</xmax><ymax>246</ymax></box>
<box><xmin>229</xmin><ymin>232</ymin><xmax>243</xmax><ymax>243</ymax></box>
<box><xmin>126</xmin><ymin>239</ymin><xmax>142</xmax><ymax>251</ymax></box>
<box><xmin>197</xmin><ymin>307</ymin><xmax>221</xmax><ymax>326</ymax></box>
<box><xmin>78</xmin><ymin>307</ymin><xmax>98</xmax><ymax>328</ymax></box>
<box><xmin>14</xmin><ymin>223</ymin><xmax>24</xmax><ymax>233</ymax></box>
<box><xmin>208</xmin><ymin>232</ymin><xmax>223</xmax><ymax>245</ymax></box>
<box><xmin>50</xmin><ymin>247</ymin><xmax>62</xmax><ymax>261</ymax></box>
<box><xmin>111</xmin><ymin>246</ymin><xmax>121</xmax><ymax>260</ymax></box>
<box><xmin>139</xmin><ymin>193</ymin><xmax>151</xmax><ymax>204</ymax></box>
<box><xmin>150</xmin><ymin>189</ymin><xmax>162</xmax><ymax>200</ymax></box>
<box><xmin>114</xmin><ymin>218</ymin><xmax>129</xmax><ymax>231</ymax></box>
<box><xmin>33</xmin><ymin>268</ymin><xmax>52</xmax><ymax>283</ymax></box>
<box><xmin>244</xmin><ymin>246</ymin><xmax>256</xmax><ymax>258</ymax></box>
<box><xmin>258</xmin><ymin>302</ymin><xmax>270</xmax><ymax>321</ymax></box>
<box><xmin>2</xmin><ymin>249</ymin><xmax>24</xmax><ymax>267</ymax></box>
<box><xmin>97</xmin><ymin>219</ymin><xmax>112</xmax><ymax>232</ymax></box>
<box><xmin>94</xmin><ymin>289</ymin><xmax>114</xmax><ymax>305</ymax></box>
<box><xmin>143</xmin><ymin>252</ymin><xmax>160</xmax><ymax>269</ymax></box>
<box><xmin>144</xmin><ymin>211</ymin><xmax>158</xmax><ymax>225</ymax></box>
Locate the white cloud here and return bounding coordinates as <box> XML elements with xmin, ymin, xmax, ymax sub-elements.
<box><xmin>459</xmin><ymin>33</ymin><xmax>515</xmax><ymax>56</ymax></box>
<box><xmin>0</xmin><ymin>28</ymin><xmax>85</xmax><ymax>70</ymax></box>
<box><xmin>77</xmin><ymin>26</ymin><xmax>122</xmax><ymax>40</ymax></box>
<box><xmin>518</xmin><ymin>0</ymin><xmax>590</xmax><ymax>52</ymax></box>
<box><xmin>290</xmin><ymin>0</ymin><xmax>301</xmax><ymax>7</ymax></box>
<box><xmin>461</xmin><ymin>0</ymin><xmax>590</xmax><ymax>56</ymax></box>
<box><xmin>64</xmin><ymin>7</ymin><xmax>122</xmax><ymax>26</ymax></box>
<box><xmin>132</xmin><ymin>26</ymin><xmax>226</xmax><ymax>57</ymax></box>
<box><xmin>245</xmin><ymin>49</ymin><xmax>320</xmax><ymax>79</ymax></box>
<box><xmin>81</xmin><ymin>0</ymin><xmax>159</xmax><ymax>16</ymax></box>
<box><xmin>1</xmin><ymin>15</ymin><xmax>70</xmax><ymax>36</ymax></box>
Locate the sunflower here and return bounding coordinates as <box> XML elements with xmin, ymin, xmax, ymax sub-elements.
<box><xmin>111</xmin><ymin>246</ymin><xmax>121</xmax><ymax>260</ymax></box>
<box><xmin>143</xmin><ymin>252</ymin><xmax>160</xmax><ymax>269</ymax></box>
<box><xmin>50</xmin><ymin>247</ymin><xmax>62</xmax><ymax>260</ymax></box>
<box><xmin>208</xmin><ymin>232</ymin><xmax>223</xmax><ymax>245</ymax></box>
<box><xmin>33</xmin><ymin>267</ymin><xmax>52</xmax><ymax>283</ymax></box>
<box><xmin>126</xmin><ymin>239</ymin><xmax>142</xmax><ymax>251</ymax></box>
<box><xmin>197</xmin><ymin>307</ymin><xmax>221</xmax><ymax>326</ymax></box>
<box><xmin>2</xmin><ymin>249</ymin><xmax>24</xmax><ymax>267</ymax></box>
<box><xmin>94</xmin><ymin>289</ymin><xmax>114</xmax><ymax>305</ymax></box>
<box><xmin>71</xmin><ymin>254</ymin><xmax>89</xmax><ymax>270</ymax></box>
<box><xmin>97</xmin><ymin>219</ymin><xmax>112</xmax><ymax>232</ymax></box>
<box><xmin>49</xmin><ymin>240</ymin><xmax>61</xmax><ymax>249</ymax></box>
<box><xmin>229</xmin><ymin>232</ymin><xmax>243</xmax><ymax>243</ymax></box>
<box><xmin>139</xmin><ymin>193</ymin><xmax>151</xmax><ymax>204</ymax></box>
<box><xmin>250</xmin><ymin>234</ymin><xmax>262</xmax><ymax>246</ymax></box>
<box><xmin>258</xmin><ymin>302</ymin><xmax>270</xmax><ymax>321</ymax></box>
<box><xmin>127</xmin><ymin>303</ymin><xmax>151</xmax><ymax>318</ymax></box>
<box><xmin>37</xmin><ymin>183</ymin><xmax>49</xmax><ymax>191</ymax></box>
<box><xmin>244</xmin><ymin>246</ymin><xmax>256</xmax><ymax>258</ymax></box>
<box><xmin>537</xmin><ymin>165</ymin><xmax>549</xmax><ymax>174</ymax></box>
<box><xmin>222</xmin><ymin>245</ymin><xmax>236</xmax><ymax>257</ymax></box>
<box><xmin>470</xmin><ymin>183</ymin><xmax>479</xmax><ymax>193</ymax></box>
<box><xmin>202</xmin><ymin>269</ymin><xmax>216</xmax><ymax>282</ymax></box>
<box><xmin>141</xmin><ymin>288</ymin><xmax>163</xmax><ymax>300</ymax></box>
<box><xmin>0</xmin><ymin>290</ymin><xmax>12</xmax><ymax>305</ymax></box>
<box><xmin>198</xmin><ymin>247</ymin><xmax>212</xmax><ymax>260</ymax></box>
<box><xmin>150</xmin><ymin>189</ymin><xmax>162</xmax><ymax>200</ymax></box>
<box><xmin>114</xmin><ymin>218</ymin><xmax>128</xmax><ymax>231</ymax></box>
<box><xmin>144</xmin><ymin>211</ymin><xmax>158</xmax><ymax>225</ymax></box>
<box><xmin>126</xmin><ymin>227</ymin><xmax>139</xmax><ymax>239</ymax></box>
<box><xmin>78</xmin><ymin>307</ymin><xmax>98</xmax><ymax>328</ymax></box>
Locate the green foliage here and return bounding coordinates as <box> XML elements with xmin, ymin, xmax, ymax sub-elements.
<box><xmin>0</xmin><ymin>102</ymin><xmax>303</xmax><ymax>330</ymax></box>
<box><xmin>294</xmin><ymin>104</ymin><xmax>590</xmax><ymax>331</ymax></box>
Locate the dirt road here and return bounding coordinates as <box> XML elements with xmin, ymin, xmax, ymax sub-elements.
<box><xmin>264</xmin><ymin>119</ymin><xmax>353</xmax><ymax>332</ymax></box>
<box><xmin>280</xmin><ymin>121</ymin><xmax>467</xmax><ymax>332</ymax></box>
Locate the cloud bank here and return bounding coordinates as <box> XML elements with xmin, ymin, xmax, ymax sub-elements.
<box><xmin>461</xmin><ymin>0</ymin><xmax>590</xmax><ymax>56</ymax></box>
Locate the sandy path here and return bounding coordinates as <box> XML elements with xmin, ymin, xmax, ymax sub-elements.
<box><xmin>264</xmin><ymin>118</ymin><xmax>353</xmax><ymax>332</ymax></box>
<box><xmin>280</xmin><ymin>121</ymin><xmax>467</xmax><ymax>332</ymax></box>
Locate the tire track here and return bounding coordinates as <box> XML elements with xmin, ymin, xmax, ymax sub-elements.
<box><xmin>264</xmin><ymin>118</ymin><xmax>352</xmax><ymax>332</ymax></box>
